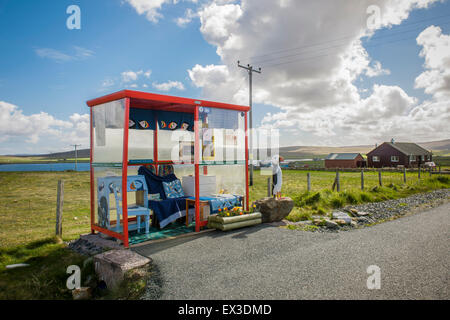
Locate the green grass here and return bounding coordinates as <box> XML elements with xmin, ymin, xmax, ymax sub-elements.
<box><xmin>0</xmin><ymin>172</ymin><xmax>91</xmax><ymax>248</ymax></box>
<box><xmin>250</xmin><ymin>169</ymin><xmax>450</xmax><ymax>222</ymax></box>
<box><xmin>0</xmin><ymin>237</ymin><xmax>95</xmax><ymax>299</ymax></box>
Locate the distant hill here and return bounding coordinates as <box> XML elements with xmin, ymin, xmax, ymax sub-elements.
<box><xmin>278</xmin><ymin>139</ymin><xmax>450</xmax><ymax>159</ymax></box>
<box><xmin>5</xmin><ymin>139</ymin><xmax>450</xmax><ymax>159</ymax></box>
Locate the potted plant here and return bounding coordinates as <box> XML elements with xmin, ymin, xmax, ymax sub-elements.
<box><xmin>207</xmin><ymin>204</ymin><xmax>262</xmax><ymax>231</ymax></box>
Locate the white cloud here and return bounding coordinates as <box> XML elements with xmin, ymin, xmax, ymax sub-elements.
<box><xmin>187</xmin><ymin>0</ymin><xmax>447</xmax><ymax>146</ymax></box>
<box><xmin>0</xmin><ymin>101</ymin><xmax>89</xmax><ymax>150</ymax></box>
<box><xmin>152</xmin><ymin>80</ymin><xmax>186</xmax><ymax>91</ymax></box>
<box><xmin>175</xmin><ymin>8</ymin><xmax>197</xmax><ymax>27</ymax></box>
<box><xmin>121</xmin><ymin>69</ymin><xmax>152</xmax><ymax>83</ymax></box>
<box><xmin>125</xmin><ymin>0</ymin><xmax>170</xmax><ymax>23</ymax></box>
<box><xmin>35</xmin><ymin>46</ymin><xmax>94</xmax><ymax>63</ymax></box>
<box><xmin>415</xmin><ymin>25</ymin><xmax>450</xmax><ymax>98</ymax></box>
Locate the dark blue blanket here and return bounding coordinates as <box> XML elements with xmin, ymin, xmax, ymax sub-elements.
<box><xmin>149</xmin><ymin>197</ymin><xmax>187</xmax><ymax>229</ymax></box>
<box><xmin>138</xmin><ymin>166</ymin><xmax>177</xmax><ymax>200</ymax></box>
<box><xmin>138</xmin><ymin>166</ymin><xmax>186</xmax><ymax>228</ymax></box>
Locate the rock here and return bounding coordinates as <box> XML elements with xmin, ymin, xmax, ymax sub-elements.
<box><xmin>347</xmin><ymin>208</ymin><xmax>359</xmax><ymax>217</ymax></box>
<box><xmin>335</xmin><ymin>219</ymin><xmax>350</xmax><ymax>225</ymax></box>
<box><xmin>324</xmin><ymin>220</ymin><xmax>339</xmax><ymax>229</ymax></box>
<box><xmin>72</xmin><ymin>287</ymin><xmax>92</xmax><ymax>300</ymax></box>
<box><xmin>351</xmin><ymin>221</ymin><xmax>358</xmax><ymax>228</ymax></box>
<box><xmin>356</xmin><ymin>211</ymin><xmax>370</xmax><ymax>217</ymax></box>
<box><xmin>94</xmin><ymin>250</ymin><xmax>151</xmax><ymax>290</ymax></box>
<box><xmin>332</xmin><ymin>211</ymin><xmax>352</xmax><ymax>224</ymax></box>
<box><xmin>313</xmin><ymin>219</ymin><xmax>324</xmax><ymax>226</ymax></box>
<box><xmin>255</xmin><ymin>197</ymin><xmax>294</xmax><ymax>223</ymax></box>
<box><xmin>296</xmin><ymin>220</ymin><xmax>313</xmax><ymax>226</ymax></box>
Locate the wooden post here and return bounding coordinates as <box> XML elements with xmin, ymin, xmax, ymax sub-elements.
<box><xmin>267</xmin><ymin>177</ymin><xmax>271</xmax><ymax>197</ymax></box>
<box><xmin>439</xmin><ymin>165</ymin><xmax>441</xmax><ymax>174</ymax></box>
<box><xmin>378</xmin><ymin>170</ymin><xmax>382</xmax><ymax>187</ymax></box>
<box><xmin>403</xmin><ymin>167</ymin><xmax>407</xmax><ymax>183</ymax></box>
<box><xmin>429</xmin><ymin>166</ymin><xmax>432</xmax><ymax>177</ymax></box>
<box><xmin>336</xmin><ymin>171</ymin><xmax>340</xmax><ymax>192</ymax></box>
<box><xmin>361</xmin><ymin>169</ymin><xmax>364</xmax><ymax>190</ymax></box>
<box><xmin>55</xmin><ymin>180</ymin><xmax>64</xmax><ymax>237</ymax></box>
<box><xmin>307</xmin><ymin>172</ymin><xmax>311</xmax><ymax>192</ymax></box>
<box><xmin>418</xmin><ymin>165</ymin><xmax>421</xmax><ymax>180</ymax></box>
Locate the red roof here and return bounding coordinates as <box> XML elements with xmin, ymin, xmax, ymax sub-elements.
<box><xmin>86</xmin><ymin>90</ymin><xmax>250</xmax><ymax>113</ymax></box>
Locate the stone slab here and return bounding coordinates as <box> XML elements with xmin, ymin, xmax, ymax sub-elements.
<box><xmin>94</xmin><ymin>249</ymin><xmax>151</xmax><ymax>290</ymax></box>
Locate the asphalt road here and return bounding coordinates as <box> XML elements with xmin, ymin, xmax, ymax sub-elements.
<box><xmin>134</xmin><ymin>202</ymin><xmax>449</xmax><ymax>300</ymax></box>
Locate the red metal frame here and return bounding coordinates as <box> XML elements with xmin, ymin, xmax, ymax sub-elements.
<box><xmin>245</xmin><ymin>112</ymin><xmax>250</xmax><ymax>211</ymax></box>
<box><xmin>87</xmin><ymin>90</ymin><xmax>250</xmax><ymax>246</ymax></box>
<box><xmin>194</xmin><ymin>106</ymin><xmax>200</xmax><ymax>232</ymax></box>
<box><xmin>89</xmin><ymin>108</ymin><xmax>95</xmax><ymax>233</ymax></box>
<box><xmin>87</xmin><ymin>90</ymin><xmax>250</xmax><ymax>112</ymax></box>
<box><xmin>122</xmin><ymin>98</ymin><xmax>130</xmax><ymax>248</ymax></box>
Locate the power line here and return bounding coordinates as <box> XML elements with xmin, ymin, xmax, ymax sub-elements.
<box><xmin>251</xmin><ymin>20</ymin><xmax>450</xmax><ymax>66</ymax></box>
<box><xmin>245</xmin><ymin>13</ymin><xmax>450</xmax><ymax>63</ymax></box>
<box><xmin>262</xmin><ymin>20</ymin><xmax>450</xmax><ymax>69</ymax></box>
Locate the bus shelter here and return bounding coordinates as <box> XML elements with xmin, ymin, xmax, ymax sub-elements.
<box><xmin>87</xmin><ymin>90</ymin><xmax>250</xmax><ymax>247</ymax></box>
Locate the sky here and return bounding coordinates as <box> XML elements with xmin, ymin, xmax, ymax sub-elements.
<box><xmin>0</xmin><ymin>0</ymin><xmax>449</xmax><ymax>154</ymax></box>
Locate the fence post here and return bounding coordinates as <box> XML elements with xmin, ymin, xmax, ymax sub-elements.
<box><xmin>55</xmin><ymin>180</ymin><xmax>64</xmax><ymax>237</ymax></box>
<box><xmin>267</xmin><ymin>177</ymin><xmax>271</xmax><ymax>197</ymax></box>
<box><xmin>439</xmin><ymin>165</ymin><xmax>441</xmax><ymax>174</ymax></box>
<box><xmin>429</xmin><ymin>166</ymin><xmax>432</xmax><ymax>177</ymax></box>
<box><xmin>307</xmin><ymin>172</ymin><xmax>311</xmax><ymax>192</ymax></box>
<box><xmin>361</xmin><ymin>169</ymin><xmax>364</xmax><ymax>190</ymax></box>
<box><xmin>336</xmin><ymin>170</ymin><xmax>340</xmax><ymax>192</ymax></box>
<box><xmin>403</xmin><ymin>167</ymin><xmax>407</xmax><ymax>183</ymax></box>
<box><xmin>378</xmin><ymin>170</ymin><xmax>382</xmax><ymax>187</ymax></box>
<box><xmin>418</xmin><ymin>165</ymin><xmax>421</xmax><ymax>180</ymax></box>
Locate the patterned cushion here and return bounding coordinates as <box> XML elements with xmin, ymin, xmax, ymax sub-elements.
<box><xmin>158</xmin><ymin>164</ymin><xmax>174</xmax><ymax>177</ymax></box>
<box><xmin>162</xmin><ymin>179</ymin><xmax>185</xmax><ymax>199</ymax></box>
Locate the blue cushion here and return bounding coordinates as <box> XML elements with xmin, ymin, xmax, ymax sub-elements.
<box><xmin>162</xmin><ymin>179</ymin><xmax>185</xmax><ymax>199</ymax></box>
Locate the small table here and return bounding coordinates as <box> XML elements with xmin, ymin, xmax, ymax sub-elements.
<box><xmin>185</xmin><ymin>198</ymin><xmax>210</xmax><ymax>227</ymax></box>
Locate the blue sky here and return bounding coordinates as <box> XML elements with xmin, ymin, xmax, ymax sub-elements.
<box><xmin>0</xmin><ymin>0</ymin><xmax>449</xmax><ymax>154</ymax></box>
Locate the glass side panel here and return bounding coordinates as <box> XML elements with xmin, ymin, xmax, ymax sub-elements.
<box><xmin>92</xmin><ymin>99</ymin><xmax>125</xmax><ymax>163</ymax></box>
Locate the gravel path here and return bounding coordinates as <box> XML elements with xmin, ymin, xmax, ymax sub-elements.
<box><xmin>135</xmin><ymin>198</ymin><xmax>449</xmax><ymax>300</ymax></box>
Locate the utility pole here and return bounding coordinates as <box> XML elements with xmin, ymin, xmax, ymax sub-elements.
<box><xmin>238</xmin><ymin>61</ymin><xmax>261</xmax><ymax>186</ymax></box>
<box><xmin>70</xmin><ymin>144</ymin><xmax>81</xmax><ymax>171</ymax></box>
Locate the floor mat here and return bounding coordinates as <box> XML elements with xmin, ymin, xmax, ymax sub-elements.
<box><xmin>128</xmin><ymin>222</ymin><xmax>197</xmax><ymax>245</ymax></box>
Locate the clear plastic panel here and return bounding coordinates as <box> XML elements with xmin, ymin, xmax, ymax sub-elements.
<box><xmin>128</xmin><ymin>129</ymin><xmax>154</xmax><ymax>161</ymax></box>
<box><xmin>202</xmin><ymin>165</ymin><xmax>246</xmax><ymax>196</ymax></box>
<box><xmin>158</xmin><ymin>129</ymin><xmax>194</xmax><ymax>162</ymax></box>
<box><xmin>92</xmin><ymin>99</ymin><xmax>125</xmax><ymax>163</ymax></box>
<box><xmin>93</xmin><ymin>165</ymin><xmax>124</xmax><ymax>235</ymax></box>
<box><xmin>198</xmin><ymin>108</ymin><xmax>246</xmax><ymax>164</ymax></box>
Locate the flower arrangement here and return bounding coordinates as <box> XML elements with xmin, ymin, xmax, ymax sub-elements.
<box><xmin>217</xmin><ymin>204</ymin><xmax>258</xmax><ymax>217</ymax></box>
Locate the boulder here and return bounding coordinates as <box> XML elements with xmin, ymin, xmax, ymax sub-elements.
<box><xmin>255</xmin><ymin>197</ymin><xmax>294</xmax><ymax>223</ymax></box>
<box><xmin>324</xmin><ymin>220</ymin><xmax>339</xmax><ymax>229</ymax></box>
<box><xmin>332</xmin><ymin>211</ymin><xmax>352</xmax><ymax>224</ymax></box>
<box><xmin>94</xmin><ymin>250</ymin><xmax>151</xmax><ymax>290</ymax></box>
<box><xmin>335</xmin><ymin>219</ymin><xmax>350</xmax><ymax>225</ymax></box>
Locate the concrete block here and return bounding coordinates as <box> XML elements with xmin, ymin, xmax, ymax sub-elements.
<box><xmin>94</xmin><ymin>249</ymin><xmax>151</xmax><ymax>290</ymax></box>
